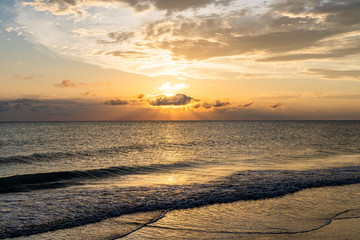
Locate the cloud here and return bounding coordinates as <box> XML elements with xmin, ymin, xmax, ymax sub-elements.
<box><xmin>270</xmin><ymin>103</ymin><xmax>282</xmax><ymax>109</ymax></box>
<box><xmin>81</xmin><ymin>91</ymin><xmax>96</xmax><ymax>96</ymax></box>
<box><xmin>0</xmin><ymin>103</ymin><xmax>12</xmax><ymax>112</ymax></box>
<box><xmin>193</xmin><ymin>104</ymin><xmax>201</xmax><ymax>109</ymax></box>
<box><xmin>97</xmin><ymin>32</ymin><xmax>135</xmax><ymax>44</ymax></box>
<box><xmin>54</xmin><ymin>80</ymin><xmax>112</xmax><ymax>89</ymax></box>
<box><xmin>317</xmin><ymin>94</ymin><xmax>360</xmax><ymax>100</ymax></box>
<box><xmin>141</xmin><ymin>0</ymin><xmax>355</xmax><ymax>60</ymax></box>
<box><xmin>72</xmin><ymin>28</ymin><xmax>106</xmax><ymax>38</ymax></box>
<box><xmin>16</xmin><ymin>0</ymin><xmax>360</xmax><ymax>77</ymax></box>
<box><xmin>54</xmin><ymin>80</ymin><xmax>79</xmax><ymax>88</ymax></box>
<box><xmin>240</xmin><ymin>102</ymin><xmax>253</xmax><ymax>108</ymax></box>
<box><xmin>213</xmin><ymin>100</ymin><xmax>230</xmax><ymax>108</ymax></box>
<box><xmin>0</xmin><ymin>98</ymin><xmax>108</xmax><ymax>121</ymax></box>
<box><xmin>1</xmin><ymin>96</ymin><xmax>359</xmax><ymax>121</ymax></box>
<box><xmin>104</xmin><ymin>99</ymin><xmax>130</xmax><ymax>105</ymax></box>
<box><xmin>148</xmin><ymin>0</ymin><xmax>230</xmax><ymax>12</ymax></box>
<box><xmin>137</xmin><ymin>94</ymin><xmax>145</xmax><ymax>99</ymax></box>
<box><xmin>13</xmin><ymin>73</ymin><xmax>54</xmax><ymax>80</ymax></box>
<box><xmin>22</xmin><ymin>0</ymin><xmax>87</xmax><ymax>16</ymax></box>
<box><xmin>270</xmin><ymin>0</ymin><xmax>360</xmax><ymax>27</ymax></box>
<box><xmin>3</xmin><ymin>99</ymin><xmax>39</xmax><ymax>112</ymax></box>
<box><xmin>0</xmin><ymin>98</ymin><xmax>75</xmax><ymax>116</ymax></box>
<box><xmin>104</xmin><ymin>51</ymin><xmax>147</xmax><ymax>59</ymax></box>
<box><xmin>307</xmin><ymin>69</ymin><xmax>360</xmax><ymax>80</ymax></box>
<box><xmin>203</xmin><ymin>100</ymin><xmax>230</xmax><ymax>109</ymax></box>
<box><xmin>258</xmin><ymin>44</ymin><xmax>360</xmax><ymax>62</ymax></box>
<box><xmin>22</xmin><ymin>0</ymin><xmax>231</xmax><ymax>15</ymax></box>
<box><xmin>153</xmin><ymin>29</ymin><xmax>343</xmax><ymax>60</ymax></box>
<box><xmin>203</xmin><ymin>102</ymin><xmax>212</xmax><ymax>109</ymax></box>
<box><xmin>13</xmin><ymin>74</ymin><xmax>34</xmax><ymax>80</ymax></box>
<box><xmin>149</xmin><ymin>94</ymin><xmax>193</xmax><ymax>106</ymax></box>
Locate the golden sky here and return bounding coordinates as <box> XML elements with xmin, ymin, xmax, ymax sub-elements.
<box><xmin>0</xmin><ymin>0</ymin><xmax>360</xmax><ymax>120</ymax></box>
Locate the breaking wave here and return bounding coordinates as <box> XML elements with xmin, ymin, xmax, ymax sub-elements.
<box><xmin>1</xmin><ymin>166</ymin><xmax>359</xmax><ymax>238</ymax></box>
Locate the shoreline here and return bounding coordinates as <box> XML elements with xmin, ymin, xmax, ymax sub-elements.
<box><xmin>13</xmin><ymin>183</ymin><xmax>360</xmax><ymax>239</ymax></box>
<box><xmin>123</xmin><ymin>183</ymin><xmax>360</xmax><ymax>239</ymax></box>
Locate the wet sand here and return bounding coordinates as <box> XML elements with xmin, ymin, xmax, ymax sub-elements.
<box><xmin>124</xmin><ymin>184</ymin><xmax>360</xmax><ymax>239</ymax></box>
<box><xmin>14</xmin><ymin>184</ymin><xmax>360</xmax><ymax>239</ymax></box>
<box><xmin>254</xmin><ymin>218</ymin><xmax>360</xmax><ymax>240</ymax></box>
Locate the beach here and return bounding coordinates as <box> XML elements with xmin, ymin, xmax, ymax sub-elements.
<box><xmin>122</xmin><ymin>184</ymin><xmax>360</xmax><ymax>239</ymax></box>
<box><xmin>1</xmin><ymin>121</ymin><xmax>359</xmax><ymax>239</ymax></box>
<box><xmin>13</xmin><ymin>183</ymin><xmax>360</xmax><ymax>239</ymax></box>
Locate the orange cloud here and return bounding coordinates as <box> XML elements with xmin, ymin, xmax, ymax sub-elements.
<box><xmin>54</xmin><ymin>80</ymin><xmax>78</xmax><ymax>88</ymax></box>
<box><xmin>149</xmin><ymin>94</ymin><xmax>194</xmax><ymax>106</ymax></box>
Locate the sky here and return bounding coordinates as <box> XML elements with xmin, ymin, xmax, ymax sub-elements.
<box><xmin>0</xmin><ymin>0</ymin><xmax>360</xmax><ymax>120</ymax></box>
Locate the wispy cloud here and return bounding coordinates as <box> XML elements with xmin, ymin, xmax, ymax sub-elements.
<box><xmin>14</xmin><ymin>0</ymin><xmax>359</xmax><ymax>78</ymax></box>
<box><xmin>54</xmin><ymin>80</ymin><xmax>79</xmax><ymax>88</ymax></box>
<box><xmin>54</xmin><ymin>80</ymin><xmax>112</xmax><ymax>88</ymax></box>
<box><xmin>97</xmin><ymin>32</ymin><xmax>135</xmax><ymax>44</ymax></box>
<box><xmin>213</xmin><ymin>100</ymin><xmax>230</xmax><ymax>108</ymax></box>
<box><xmin>104</xmin><ymin>99</ymin><xmax>130</xmax><ymax>105</ymax></box>
<box><xmin>203</xmin><ymin>100</ymin><xmax>230</xmax><ymax>109</ymax></box>
<box><xmin>307</xmin><ymin>69</ymin><xmax>360</xmax><ymax>80</ymax></box>
<box><xmin>13</xmin><ymin>74</ymin><xmax>34</xmax><ymax>80</ymax></box>
<box><xmin>240</xmin><ymin>102</ymin><xmax>253</xmax><ymax>108</ymax></box>
<box><xmin>317</xmin><ymin>94</ymin><xmax>360</xmax><ymax>100</ymax></box>
<box><xmin>12</xmin><ymin>73</ymin><xmax>53</xmax><ymax>80</ymax></box>
<box><xmin>270</xmin><ymin>103</ymin><xmax>282</xmax><ymax>109</ymax></box>
<box><xmin>22</xmin><ymin>0</ymin><xmax>231</xmax><ymax>15</ymax></box>
<box><xmin>81</xmin><ymin>91</ymin><xmax>96</xmax><ymax>96</ymax></box>
<box><xmin>258</xmin><ymin>44</ymin><xmax>360</xmax><ymax>62</ymax></box>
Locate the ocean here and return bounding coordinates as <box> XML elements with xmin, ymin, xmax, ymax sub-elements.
<box><xmin>0</xmin><ymin>121</ymin><xmax>359</xmax><ymax>239</ymax></box>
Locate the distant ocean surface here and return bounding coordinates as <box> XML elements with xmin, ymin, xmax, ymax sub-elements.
<box><xmin>0</xmin><ymin>121</ymin><xmax>360</xmax><ymax>239</ymax></box>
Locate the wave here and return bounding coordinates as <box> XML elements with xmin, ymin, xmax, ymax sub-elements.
<box><xmin>0</xmin><ymin>141</ymin><xmax>200</xmax><ymax>165</ymax></box>
<box><xmin>0</xmin><ymin>152</ymin><xmax>82</xmax><ymax>164</ymax></box>
<box><xmin>0</xmin><ymin>144</ymin><xmax>155</xmax><ymax>165</ymax></box>
<box><xmin>0</xmin><ymin>161</ymin><xmax>194</xmax><ymax>193</ymax></box>
<box><xmin>1</xmin><ymin>166</ymin><xmax>360</xmax><ymax>238</ymax></box>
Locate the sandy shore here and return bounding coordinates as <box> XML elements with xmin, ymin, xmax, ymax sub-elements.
<box><xmin>252</xmin><ymin>218</ymin><xmax>360</xmax><ymax>240</ymax></box>
<box><xmin>124</xmin><ymin>184</ymin><xmax>360</xmax><ymax>239</ymax></box>
<box><xmin>14</xmin><ymin>184</ymin><xmax>360</xmax><ymax>239</ymax></box>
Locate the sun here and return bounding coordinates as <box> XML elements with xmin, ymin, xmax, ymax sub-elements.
<box><xmin>157</xmin><ymin>82</ymin><xmax>189</xmax><ymax>91</ymax></box>
<box><xmin>156</xmin><ymin>82</ymin><xmax>189</xmax><ymax>97</ymax></box>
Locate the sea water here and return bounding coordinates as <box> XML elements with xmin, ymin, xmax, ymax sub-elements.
<box><xmin>0</xmin><ymin>121</ymin><xmax>359</xmax><ymax>239</ymax></box>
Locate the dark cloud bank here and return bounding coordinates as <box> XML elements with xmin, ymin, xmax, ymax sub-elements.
<box><xmin>1</xmin><ymin>97</ymin><xmax>359</xmax><ymax>120</ymax></box>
